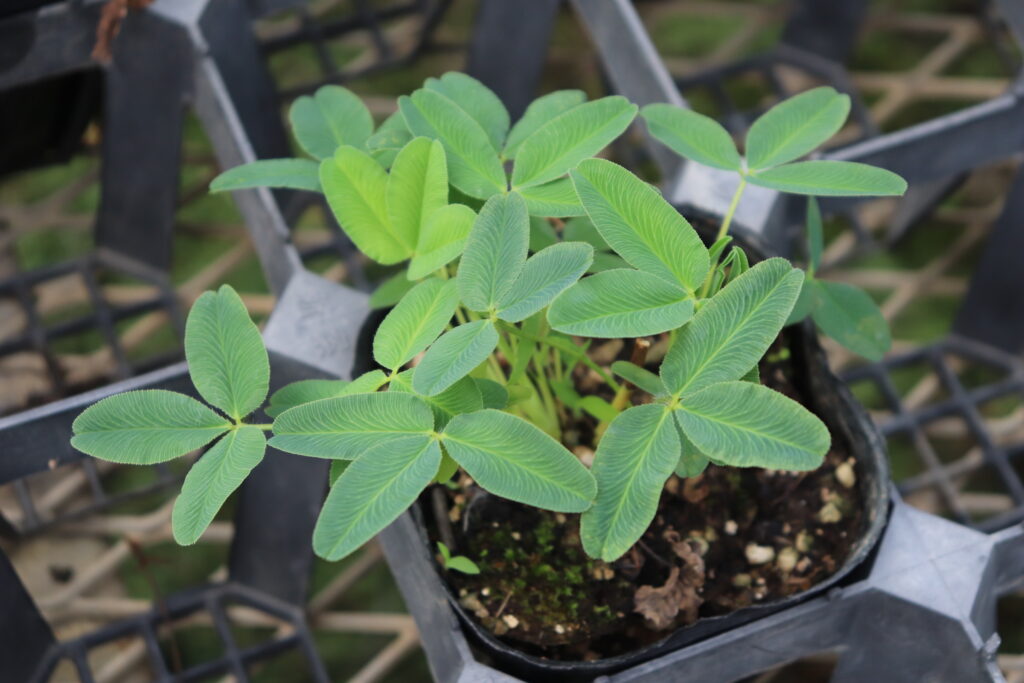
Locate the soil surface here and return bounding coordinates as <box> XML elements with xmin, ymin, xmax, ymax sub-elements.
<box><xmin>426</xmin><ymin>335</ymin><xmax>865</xmax><ymax>661</ymax></box>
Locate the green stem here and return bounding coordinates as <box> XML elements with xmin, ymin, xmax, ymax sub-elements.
<box><xmin>496</xmin><ymin>321</ymin><xmax>621</xmax><ymax>392</ymax></box>
<box><xmin>699</xmin><ymin>176</ymin><xmax>748</xmax><ymax>299</ymax></box>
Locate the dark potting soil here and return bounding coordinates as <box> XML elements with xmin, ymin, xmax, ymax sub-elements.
<box><xmin>426</xmin><ymin>337</ymin><xmax>864</xmax><ymax>661</ymax></box>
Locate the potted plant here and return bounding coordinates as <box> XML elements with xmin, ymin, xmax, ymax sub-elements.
<box><xmin>70</xmin><ymin>75</ymin><xmax>903</xmax><ymax>678</ymax></box>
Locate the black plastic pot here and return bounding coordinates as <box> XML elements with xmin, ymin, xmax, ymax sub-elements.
<box><xmin>387</xmin><ymin>230</ymin><xmax>891</xmax><ymax>681</ymax></box>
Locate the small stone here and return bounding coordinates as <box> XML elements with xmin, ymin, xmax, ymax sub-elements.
<box><xmin>460</xmin><ymin>594</ymin><xmax>489</xmax><ymax>619</ymax></box>
<box><xmin>493</xmin><ymin>620</ymin><xmax>508</xmax><ymax>636</ymax></box>
<box><xmin>796</xmin><ymin>557</ymin><xmax>812</xmax><ymax>573</ymax></box>
<box><xmin>511</xmin><ymin>532</ymin><xmax>522</xmax><ymax>541</ymax></box>
<box><xmin>554</xmin><ymin>624</ymin><xmax>566</xmax><ymax>635</ymax></box>
<box><xmin>593</xmin><ymin>565</ymin><xmax>615</xmax><ymax>580</ymax></box>
<box><xmin>777</xmin><ymin>547</ymin><xmax>799</xmax><ymax>572</ymax></box>
<box><xmin>818</xmin><ymin>502</ymin><xmax>842</xmax><ymax>524</ymax></box>
<box><xmin>724</xmin><ymin>520</ymin><xmax>738</xmax><ymax>535</ymax></box>
<box><xmin>796</xmin><ymin>531</ymin><xmax>813</xmax><ymax>553</ymax></box>
<box><xmin>664</xmin><ymin>477</ymin><xmax>679</xmax><ymax>494</ymax></box>
<box><xmin>704</xmin><ymin>526</ymin><xmax>718</xmax><ymax>542</ymax></box>
<box><xmin>555</xmin><ymin>514</ymin><xmax>567</xmax><ymax>524</ymax></box>
<box><xmin>481</xmin><ymin>587</ymin><xmax>491</xmax><ymax>597</ymax></box>
<box><xmin>836</xmin><ymin>461</ymin><xmax>856</xmax><ymax>489</ymax></box>
<box><xmin>502</xmin><ymin>614</ymin><xmax>520</xmax><ymax>629</ymax></box>
<box><xmin>732</xmin><ymin>573</ymin><xmax>752</xmax><ymax>587</ymax></box>
<box><xmin>745</xmin><ymin>543</ymin><xmax>775</xmax><ymax>565</ymax></box>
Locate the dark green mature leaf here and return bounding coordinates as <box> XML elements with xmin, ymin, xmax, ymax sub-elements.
<box><xmin>810</xmin><ymin>280</ymin><xmax>891</xmax><ymax>361</ymax></box>
<box><xmin>72</xmin><ymin>391</ymin><xmax>229</xmax><ymax>464</ymax></box>
<box><xmin>590</xmin><ymin>252</ymin><xmax>629</xmax><ymax>273</ymax></box>
<box><xmin>413</xmin><ymin>320</ymin><xmax>499</xmax><ymax>396</ymax></box>
<box><xmin>641</xmin><ymin>104</ymin><xmax>741</xmax><ymax>171</ymax></box>
<box><xmin>516</xmin><ymin>179</ymin><xmax>586</xmax><ymax>217</ymax></box>
<box><xmin>408</xmin><ymin>204</ymin><xmax>476</xmax><ymax>280</ymax></box>
<box><xmin>270</xmin><ymin>392</ymin><xmax>433</xmax><ymax>459</ymax></box>
<box><xmin>366</xmin><ymin>111</ymin><xmax>413</xmax><ymax>166</ymax></box>
<box><xmin>387</xmin><ymin>138</ymin><xmax>449</xmax><ymax>253</ymax></box>
<box><xmin>785</xmin><ymin>273</ymin><xmax>817</xmax><ymax>326</ymax></box>
<box><xmin>425</xmin><ymin>73</ymin><xmax>510</xmax><ymax>152</ymax></box>
<box><xmin>661</xmin><ymin>258</ymin><xmax>802</xmax><ymax>397</ymax></box>
<box><xmin>674</xmin><ymin>381</ymin><xmax>829</xmax><ymax>470</ymax></box>
<box><xmin>529</xmin><ymin>216</ymin><xmax>559</xmax><ymax>251</ymax></box>
<box><xmin>571</xmin><ymin>159</ymin><xmax>709</xmax><ymax>292</ymax></box>
<box><xmin>548</xmin><ymin>269</ymin><xmax>694</xmax><ymax>338</ymax></box>
<box><xmin>497</xmin><ymin>242</ymin><xmax>593</xmax><ymax>322</ymax></box>
<box><xmin>289</xmin><ymin>85</ymin><xmax>374</xmax><ymax>159</ymax></box>
<box><xmin>457</xmin><ymin>193</ymin><xmax>529</xmax><ymax>312</ymax></box>
<box><xmin>313</xmin><ymin>436</ymin><xmax>440</xmax><ymax>560</ymax></box>
<box><xmin>399</xmin><ymin>90</ymin><xmax>506</xmax><ymax>199</ymax></box>
<box><xmin>369</xmin><ymin>269</ymin><xmax>416</xmax><ymax>309</ymax></box>
<box><xmin>580</xmin><ymin>404</ymin><xmax>679</xmax><ymax>561</ymax></box>
<box><xmin>474</xmin><ymin>378</ymin><xmax>509</xmax><ymax>409</ymax></box>
<box><xmin>675</xmin><ymin>424</ymin><xmax>709</xmax><ymax>478</ymax></box>
<box><xmin>611</xmin><ymin>360</ymin><xmax>665</xmax><ymax>396</ymax></box>
<box><xmin>321</xmin><ymin>146</ymin><xmax>412</xmax><ymax>264</ymax></box>
<box><xmin>265</xmin><ymin>371</ymin><xmax>388</xmax><ymax>418</ymax></box>
<box><xmin>563</xmin><ymin>216</ymin><xmax>609</xmax><ymax>251</ymax></box>
<box><xmin>744</xmin><ymin>87</ymin><xmax>850</xmax><ymax>171</ymax></box>
<box><xmin>748</xmin><ymin>161</ymin><xmax>907</xmax><ymax>196</ymax></box>
<box><xmin>374</xmin><ymin>279</ymin><xmax>458</xmax><ymax>371</ymax></box>
<box><xmin>210</xmin><ymin>159</ymin><xmax>321</xmax><ymax>193</ymax></box>
<box><xmin>172</xmin><ymin>426</ymin><xmax>266</xmax><ymax>544</ymax></box>
<box><xmin>390</xmin><ymin>371</ymin><xmax>483</xmax><ymax>428</ymax></box>
<box><xmin>504</xmin><ymin>90</ymin><xmax>586</xmax><ymax>158</ymax></box>
<box><xmin>185</xmin><ymin>285</ymin><xmax>269</xmax><ymax>421</ymax></box>
<box><xmin>442</xmin><ymin>410</ymin><xmax>596</xmax><ymax>512</ymax></box>
<box><xmin>329</xmin><ymin>460</ymin><xmax>349</xmax><ymax>486</ymax></box>
<box><xmin>511</xmin><ymin>97</ymin><xmax>637</xmax><ymax>189</ymax></box>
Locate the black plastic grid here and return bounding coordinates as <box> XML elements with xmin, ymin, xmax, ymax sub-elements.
<box><xmin>0</xmin><ymin>250</ymin><xmax>185</xmax><ymax>416</ymax></box>
<box><xmin>843</xmin><ymin>334</ymin><xmax>1024</xmax><ymax>533</ymax></box>
<box><xmin>31</xmin><ymin>582</ymin><xmax>329</xmax><ymax>683</ymax></box>
<box><xmin>257</xmin><ymin>0</ymin><xmax>455</xmax><ymax>100</ymax></box>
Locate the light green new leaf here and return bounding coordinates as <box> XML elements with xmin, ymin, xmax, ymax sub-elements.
<box><xmin>289</xmin><ymin>85</ymin><xmax>374</xmax><ymax>159</ymax></box>
<box><xmin>374</xmin><ymin>278</ymin><xmax>458</xmax><ymax>371</ymax></box>
<box><xmin>674</xmin><ymin>381</ymin><xmax>829</xmax><ymax>470</ymax></box>
<box><xmin>399</xmin><ymin>90</ymin><xmax>506</xmax><ymax>199</ymax></box>
<box><xmin>321</xmin><ymin>146</ymin><xmax>411</xmax><ymax>264</ymax></box>
<box><xmin>748</xmin><ymin>161</ymin><xmax>907</xmax><ymax>197</ymax></box>
<box><xmin>265</xmin><ymin>370</ymin><xmax>389</xmax><ymax>418</ymax></box>
<box><xmin>185</xmin><ymin>285</ymin><xmax>269</xmax><ymax>420</ymax></box>
<box><xmin>641</xmin><ymin>104</ymin><xmax>741</xmax><ymax>171</ymax></box>
<box><xmin>370</xmin><ymin>269</ymin><xmax>416</xmax><ymax>309</ymax></box>
<box><xmin>504</xmin><ymin>89</ymin><xmax>586</xmax><ymax>158</ymax></box>
<box><xmin>442</xmin><ymin>410</ymin><xmax>596</xmax><ymax>512</ymax></box>
<box><xmin>662</xmin><ymin>258</ymin><xmax>802</xmax><ymax>397</ymax></box>
<box><xmin>512</xmin><ymin>96</ymin><xmax>637</xmax><ymax>189</ymax></box>
<box><xmin>270</xmin><ymin>392</ymin><xmax>433</xmax><ymax>459</ymax></box>
<box><xmin>390</xmin><ymin>371</ymin><xmax>483</xmax><ymax>429</ymax></box>
<box><xmin>425</xmin><ymin>72</ymin><xmax>510</xmax><ymax>152</ymax></box>
<box><xmin>435</xmin><ymin>450</ymin><xmax>460</xmax><ymax>483</ymax></box>
<box><xmin>172</xmin><ymin>426</ymin><xmax>266</xmax><ymax>545</ymax></box>
<box><xmin>457</xmin><ymin>193</ymin><xmax>529</xmax><ymax>312</ymax></box>
<box><xmin>811</xmin><ymin>279</ymin><xmax>891</xmax><ymax>361</ymax></box>
<box><xmin>313</xmin><ymin>436</ymin><xmax>440</xmax><ymax>560</ymax></box>
<box><xmin>745</xmin><ymin>87</ymin><xmax>850</xmax><ymax>171</ymax></box>
<box><xmin>548</xmin><ymin>269</ymin><xmax>694</xmax><ymax>338</ymax></box>
<box><xmin>580</xmin><ymin>404</ymin><xmax>679</xmax><ymax>561</ymax></box>
<box><xmin>210</xmin><ymin>159</ymin><xmax>321</xmax><ymax>193</ymax></box>
<box><xmin>516</xmin><ymin>178</ymin><xmax>586</xmax><ymax>217</ymax></box>
<box><xmin>71</xmin><ymin>391</ymin><xmax>229</xmax><ymax>464</ymax></box>
<box><xmin>412</xmin><ymin>320</ymin><xmax>499</xmax><ymax>396</ymax></box>
<box><xmin>408</xmin><ymin>204</ymin><xmax>476</xmax><ymax>280</ymax></box>
<box><xmin>474</xmin><ymin>378</ymin><xmax>508</xmax><ymax>409</ymax></box>
<box><xmin>387</xmin><ymin>138</ymin><xmax>449</xmax><ymax>252</ymax></box>
<box><xmin>444</xmin><ymin>555</ymin><xmax>481</xmax><ymax>574</ymax></box>
<box><xmin>580</xmin><ymin>396</ymin><xmax>618</xmax><ymax>422</ymax></box>
<box><xmin>610</xmin><ymin>360</ymin><xmax>665</xmax><ymax>396</ymax></box>
<box><xmin>497</xmin><ymin>242</ymin><xmax>593</xmax><ymax>322</ymax></box>
<box><xmin>571</xmin><ymin>159</ymin><xmax>708</xmax><ymax>291</ymax></box>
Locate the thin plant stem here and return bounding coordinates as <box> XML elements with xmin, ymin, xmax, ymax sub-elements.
<box><xmin>699</xmin><ymin>177</ymin><xmax>748</xmax><ymax>299</ymax></box>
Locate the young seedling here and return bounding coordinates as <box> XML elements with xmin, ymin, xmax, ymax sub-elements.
<box><xmin>641</xmin><ymin>87</ymin><xmax>903</xmax><ymax>360</ymax></box>
<box><xmin>71</xmin><ymin>78</ymin><xmax>907</xmax><ymax>570</ymax></box>
<box><xmin>437</xmin><ymin>542</ymin><xmax>481</xmax><ymax>575</ymax></box>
